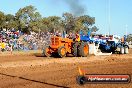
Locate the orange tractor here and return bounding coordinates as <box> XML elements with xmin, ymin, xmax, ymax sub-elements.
<box><xmin>42</xmin><ymin>36</ymin><xmax>89</xmax><ymax>58</ymax></box>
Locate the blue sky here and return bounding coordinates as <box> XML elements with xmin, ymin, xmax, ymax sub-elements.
<box><xmin>0</xmin><ymin>0</ymin><xmax>131</xmax><ymax>36</ymax></box>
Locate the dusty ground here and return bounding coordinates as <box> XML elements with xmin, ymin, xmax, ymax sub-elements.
<box><xmin>0</xmin><ymin>50</ymin><xmax>132</xmax><ymax>88</ymax></box>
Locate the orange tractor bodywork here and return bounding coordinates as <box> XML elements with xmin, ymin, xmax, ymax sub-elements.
<box><xmin>43</xmin><ymin>36</ymin><xmax>89</xmax><ymax>58</ymax></box>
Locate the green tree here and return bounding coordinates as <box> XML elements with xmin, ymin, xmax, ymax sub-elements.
<box><xmin>5</xmin><ymin>14</ymin><xmax>17</xmax><ymax>30</ymax></box>
<box><xmin>29</xmin><ymin>12</ymin><xmax>42</xmax><ymax>32</ymax></box>
<box><xmin>0</xmin><ymin>11</ymin><xmax>6</xmax><ymax>30</ymax></box>
<box><xmin>91</xmin><ymin>26</ymin><xmax>99</xmax><ymax>32</ymax></box>
<box><xmin>15</xmin><ymin>5</ymin><xmax>42</xmax><ymax>33</ymax></box>
<box><xmin>0</xmin><ymin>5</ymin><xmax>98</xmax><ymax>34</ymax></box>
<box><xmin>126</xmin><ymin>34</ymin><xmax>132</xmax><ymax>42</ymax></box>
<box><xmin>76</xmin><ymin>15</ymin><xmax>95</xmax><ymax>29</ymax></box>
<box><xmin>41</xmin><ymin>16</ymin><xmax>62</xmax><ymax>33</ymax></box>
<box><xmin>62</xmin><ymin>13</ymin><xmax>97</xmax><ymax>33</ymax></box>
<box><xmin>62</xmin><ymin>12</ymin><xmax>75</xmax><ymax>33</ymax></box>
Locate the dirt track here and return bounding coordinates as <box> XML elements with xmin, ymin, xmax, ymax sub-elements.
<box><xmin>0</xmin><ymin>50</ymin><xmax>132</xmax><ymax>88</ymax></box>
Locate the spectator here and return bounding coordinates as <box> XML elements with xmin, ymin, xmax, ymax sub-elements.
<box><xmin>75</xmin><ymin>32</ymin><xmax>80</xmax><ymax>42</ymax></box>
<box><xmin>1</xmin><ymin>41</ymin><xmax>6</xmax><ymax>52</ymax></box>
<box><xmin>68</xmin><ymin>32</ymin><xmax>73</xmax><ymax>39</ymax></box>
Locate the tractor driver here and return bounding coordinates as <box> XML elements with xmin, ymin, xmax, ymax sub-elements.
<box><xmin>75</xmin><ymin>32</ymin><xmax>80</xmax><ymax>42</ymax></box>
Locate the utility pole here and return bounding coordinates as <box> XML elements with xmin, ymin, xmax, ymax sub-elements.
<box><xmin>108</xmin><ymin>0</ymin><xmax>111</xmax><ymax>36</ymax></box>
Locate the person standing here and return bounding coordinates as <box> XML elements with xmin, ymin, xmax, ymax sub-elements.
<box><xmin>0</xmin><ymin>41</ymin><xmax>2</xmax><ymax>53</ymax></box>
<box><xmin>75</xmin><ymin>32</ymin><xmax>80</xmax><ymax>42</ymax></box>
<box><xmin>1</xmin><ymin>41</ymin><xmax>6</xmax><ymax>52</ymax></box>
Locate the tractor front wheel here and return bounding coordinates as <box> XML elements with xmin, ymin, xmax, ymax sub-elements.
<box><xmin>58</xmin><ymin>46</ymin><xmax>66</xmax><ymax>58</ymax></box>
<box><xmin>42</xmin><ymin>46</ymin><xmax>51</xmax><ymax>57</ymax></box>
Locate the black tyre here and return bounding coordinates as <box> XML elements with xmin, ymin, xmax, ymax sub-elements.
<box><xmin>78</xmin><ymin>42</ymin><xmax>89</xmax><ymax>57</ymax></box>
<box><xmin>76</xmin><ymin>76</ymin><xmax>86</xmax><ymax>85</ymax></box>
<box><xmin>58</xmin><ymin>46</ymin><xmax>66</xmax><ymax>58</ymax></box>
<box><xmin>42</xmin><ymin>46</ymin><xmax>51</xmax><ymax>57</ymax></box>
<box><xmin>73</xmin><ymin>42</ymin><xmax>79</xmax><ymax>57</ymax></box>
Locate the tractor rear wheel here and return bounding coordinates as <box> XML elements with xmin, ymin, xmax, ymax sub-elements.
<box><xmin>78</xmin><ymin>42</ymin><xmax>89</xmax><ymax>57</ymax></box>
<box><xmin>42</xmin><ymin>46</ymin><xmax>51</xmax><ymax>57</ymax></box>
<box><xmin>58</xmin><ymin>46</ymin><xmax>66</xmax><ymax>58</ymax></box>
<box><xmin>73</xmin><ymin>42</ymin><xmax>79</xmax><ymax>57</ymax></box>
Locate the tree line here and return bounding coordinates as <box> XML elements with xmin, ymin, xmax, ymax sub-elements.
<box><xmin>0</xmin><ymin>5</ymin><xmax>98</xmax><ymax>34</ymax></box>
<box><xmin>127</xmin><ymin>34</ymin><xmax>132</xmax><ymax>42</ymax></box>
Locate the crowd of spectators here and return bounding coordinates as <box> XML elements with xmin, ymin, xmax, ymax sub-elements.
<box><xmin>0</xmin><ymin>29</ymin><xmax>20</xmax><ymax>52</ymax></box>
<box><xmin>0</xmin><ymin>28</ymin><xmax>81</xmax><ymax>52</ymax></box>
<box><xmin>0</xmin><ymin>29</ymin><xmax>46</xmax><ymax>52</ymax></box>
